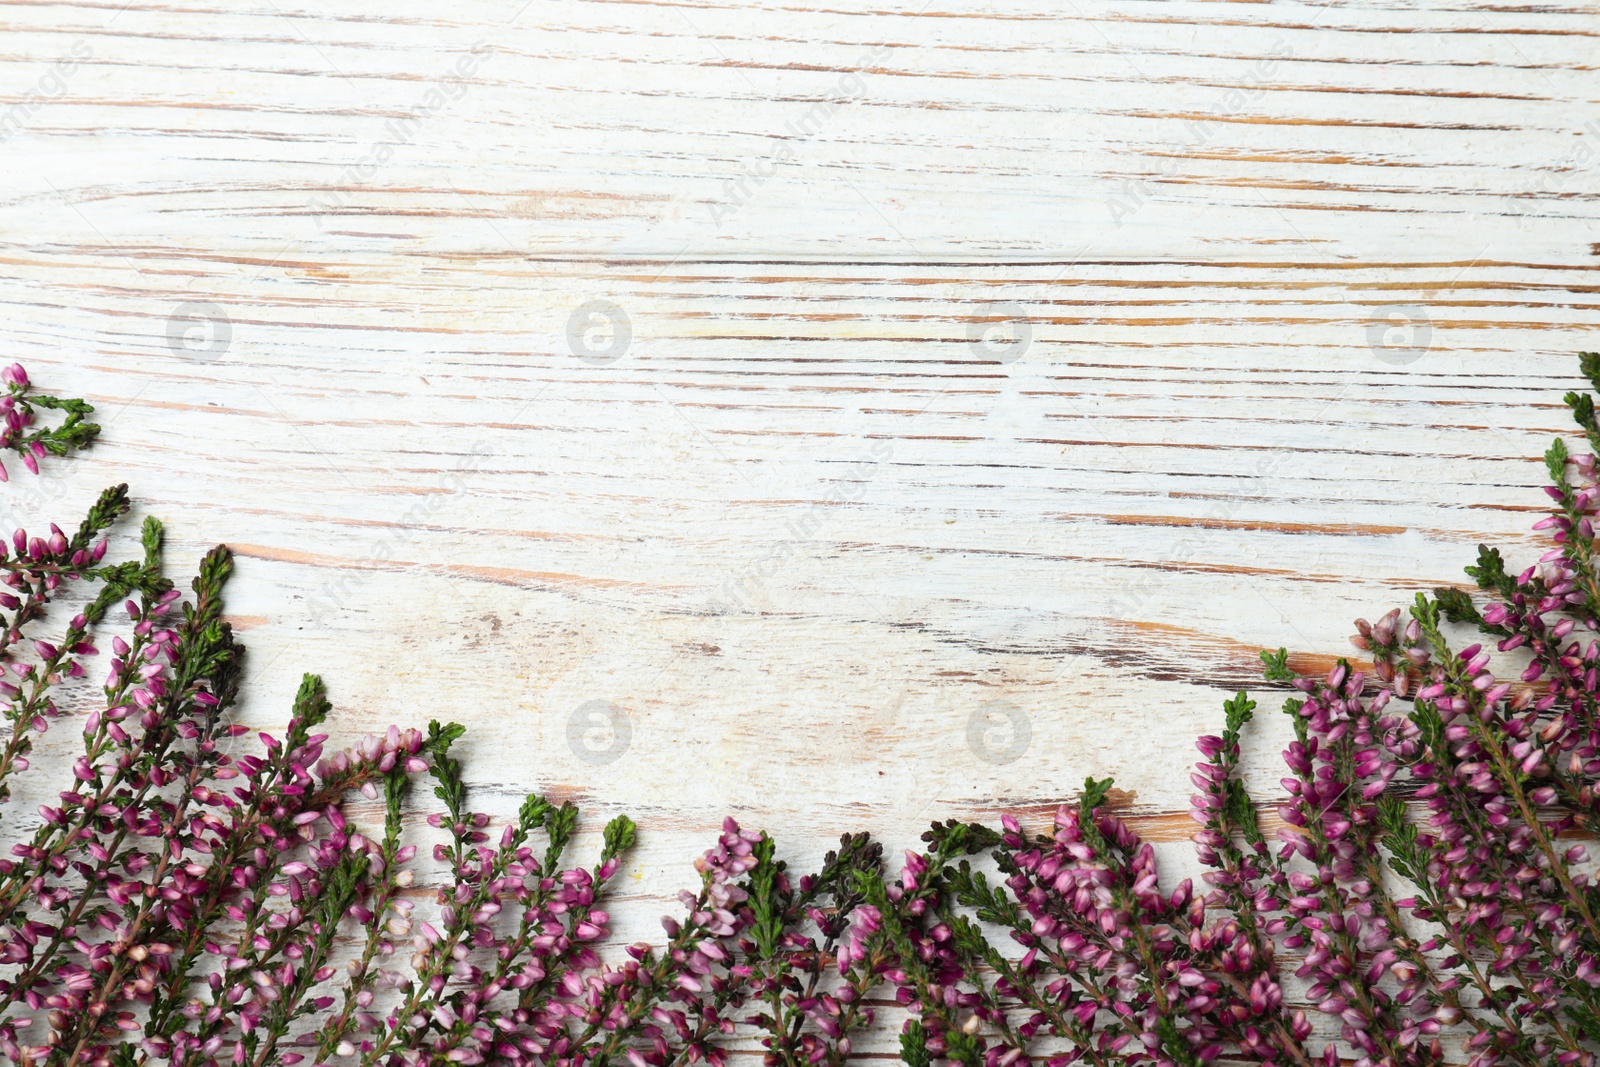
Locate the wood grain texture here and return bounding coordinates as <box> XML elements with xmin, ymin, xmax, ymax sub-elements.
<box><xmin>0</xmin><ymin>0</ymin><xmax>1597</xmax><ymax>978</ymax></box>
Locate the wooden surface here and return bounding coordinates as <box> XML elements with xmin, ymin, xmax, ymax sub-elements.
<box><xmin>0</xmin><ymin>0</ymin><xmax>1598</xmax><ymax>949</ymax></box>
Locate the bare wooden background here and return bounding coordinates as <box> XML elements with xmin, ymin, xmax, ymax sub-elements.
<box><xmin>0</xmin><ymin>0</ymin><xmax>1597</xmax><ymax>951</ymax></box>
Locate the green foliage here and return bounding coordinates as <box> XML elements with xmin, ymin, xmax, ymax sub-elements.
<box><xmin>745</xmin><ymin>833</ymin><xmax>787</xmax><ymax>958</ymax></box>
<box><xmin>1432</xmin><ymin>585</ymin><xmax>1481</xmax><ymax>626</ymax></box>
<box><xmin>384</xmin><ymin>768</ymin><xmax>408</xmax><ymax>840</ymax></box>
<box><xmin>899</xmin><ymin>1020</ymin><xmax>933</xmax><ymax>1067</ymax></box>
<box><xmin>944</xmin><ymin>861</ymin><xmax>1021</xmax><ymax>928</ymax></box>
<box><xmin>1076</xmin><ymin>775</ymin><xmax>1115</xmax><ymax>853</ymax></box>
<box><xmin>921</xmin><ymin>817</ymin><xmax>1004</xmax><ymax>857</ymax></box>
<box><xmin>427</xmin><ymin>719</ymin><xmax>468</xmax><ymax>820</ymax></box>
<box><xmin>601</xmin><ymin>813</ymin><xmax>637</xmax><ymax>859</ymax></box>
<box><xmin>71</xmin><ymin>483</ymin><xmax>127</xmax><ymax>551</ymax></box>
<box><xmin>1155</xmin><ymin>1016</ymin><xmax>1203</xmax><ymax>1067</ymax></box>
<box><xmin>1223</xmin><ymin>689</ymin><xmax>1255</xmax><ymax>734</ymax></box>
<box><xmin>1376</xmin><ymin>794</ymin><xmax>1424</xmax><ymax>887</ymax></box>
<box><xmin>1259</xmin><ymin>647</ymin><xmax>1293</xmax><ymax>681</ymax></box>
<box><xmin>1547</xmin><ymin>434</ymin><xmax>1572</xmax><ymax>486</ymax></box>
<box><xmin>3</xmin><ymin>375</ymin><xmax>101</xmax><ymax>466</ymax></box>
<box><xmin>543</xmin><ymin>800</ymin><xmax>579</xmax><ymax>872</ymax></box>
<box><xmin>1567</xmin><ymin>353</ymin><xmax>1600</xmax><ymax>453</ymax></box>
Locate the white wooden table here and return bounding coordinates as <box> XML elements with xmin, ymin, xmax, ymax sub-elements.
<box><xmin>0</xmin><ymin>0</ymin><xmax>1597</xmax><ymax>956</ymax></box>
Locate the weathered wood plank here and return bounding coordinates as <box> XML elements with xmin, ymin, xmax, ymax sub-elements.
<box><xmin>0</xmin><ymin>260</ymin><xmax>1590</xmax><ymax>868</ymax></box>
<box><xmin>1</xmin><ymin>0</ymin><xmax>1598</xmax><ymax>262</ymax></box>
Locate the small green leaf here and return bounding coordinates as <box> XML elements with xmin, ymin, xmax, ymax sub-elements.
<box><xmin>602</xmin><ymin>814</ymin><xmax>637</xmax><ymax>860</ymax></box>
<box><xmin>1259</xmin><ymin>647</ymin><xmax>1294</xmax><ymax>682</ymax></box>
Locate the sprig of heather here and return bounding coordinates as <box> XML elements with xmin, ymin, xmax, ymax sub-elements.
<box><xmin>309</xmin><ymin>771</ymin><xmax>420</xmax><ymax>1066</ymax></box>
<box><xmin>40</xmin><ymin>542</ymin><xmax>246</xmax><ymax>1061</ymax></box>
<box><xmin>740</xmin><ymin>830</ymin><xmax>887</xmax><ymax>1067</ymax></box>
<box><xmin>0</xmin><ymin>364</ymin><xmax>167</xmax><ymax>820</ymax></box>
<box><xmin>0</xmin><ymin>363</ymin><xmax>99</xmax><ymax>482</ymax></box>
<box><xmin>0</xmin><ymin>487</ymin><xmax>161</xmax><ymax>814</ymax></box>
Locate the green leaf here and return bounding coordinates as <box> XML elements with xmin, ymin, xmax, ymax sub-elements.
<box><xmin>745</xmin><ymin>833</ymin><xmax>787</xmax><ymax>958</ymax></box>
<box><xmin>1580</xmin><ymin>351</ymin><xmax>1600</xmax><ymax>393</ymax></box>
<box><xmin>141</xmin><ymin>515</ymin><xmax>164</xmax><ymax>570</ymax></box>
<box><xmin>1155</xmin><ymin>1016</ymin><xmax>1202</xmax><ymax>1067</ymax></box>
<box><xmin>544</xmin><ymin>801</ymin><xmax>578</xmax><ymax>872</ymax></box>
<box><xmin>1464</xmin><ymin>543</ymin><xmax>1513</xmax><ymax>596</ymax></box>
<box><xmin>70</xmin><ymin>483</ymin><xmax>130</xmax><ymax>553</ymax></box>
<box><xmin>1259</xmin><ymin>647</ymin><xmax>1294</xmax><ymax>682</ymax></box>
<box><xmin>425</xmin><ymin>720</ymin><xmax>467</xmax><ymax>757</ymax></box>
<box><xmin>898</xmin><ymin>1021</ymin><xmax>932</xmax><ymax>1067</ymax></box>
<box><xmin>1566</xmin><ymin>353</ymin><xmax>1600</xmax><ymax>453</ymax></box>
<box><xmin>602</xmin><ymin>814</ymin><xmax>637</xmax><ymax>861</ymax></box>
<box><xmin>921</xmin><ymin>818</ymin><xmax>1003</xmax><ymax>857</ymax></box>
<box><xmin>1547</xmin><ymin>435</ymin><xmax>1571</xmax><ymax>486</ymax></box>
<box><xmin>1223</xmin><ymin>690</ymin><xmax>1256</xmax><ymax>735</ymax></box>
<box><xmin>427</xmin><ymin>721</ymin><xmax>468</xmax><ymax>819</ymax></box>
<box><xmin>1433</xmin><ymin>586</ymin><xmax>1481</xmax><ymax>626</ymax></box>
<box><xmin>1376</xmin><ymin>794</ymin><xmax>1424</xmax><ymax>885</ymax></box>
<box><xmin>384</xmin><ymin>770</ymin><xmax>408</xmax><ymax>843</ymax></box>
<box><xmin>518</xmin><ymin>792</ymin><xmax>554</xmax><ymax>834</ymax></box>
<box><xmin>1077</xmin><ymin>776</ymin><xmax>1114</xmax><ymax>853</ymax></box>
<box><xmin>287</xmin><ymin>674</ymin><xmax>333</xmax><ymax>753</ymax></box>
<box><xmin>1224</xmin><ymin>779</ymin><xmax>1264</xmax><ymax>850</ymax></box>
<box><xmin>1081</xmin><ymin>775</ymin><xmax>1114</xmax><ymax>811</ymax></box>
<box><xmin>943</xmin><ymin>1030</ymin><xmax>982</xmax><ymax>1067</ymax></box>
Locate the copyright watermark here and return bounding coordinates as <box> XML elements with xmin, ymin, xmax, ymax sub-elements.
<box><xmin>166</xmin><ymin>302</ymin><xmax>232</xmax><ymax>362</ymax></box>
<box><xmin>567</xmin><ymin>699</ymin><xmax>632</xmax><ymax>765</ymax></box>
<box><xmin>967</xmin><ymin>303</ymin><xmax>1032</xmax><ymax>364</ymax></box>
<box><xmin>966</xmin><ymin>701</ymin><xmax>1031</xmax><ymax>765</ymax></box>
<box><xmin>1365</xmin><ymin>306</ymin><xmax>1431</xmax><ymax>366</ymax></box>
<box><xmin>566</xmin><ymin>301</ymin><xmax>631</xmax><ymax>366</ymax></box>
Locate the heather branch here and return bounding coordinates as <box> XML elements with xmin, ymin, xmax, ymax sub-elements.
<box><xmin>0</xmin><ymin>364</ymin><xmax>100</xmax><ymax>480</ymax></box>
<box><xmin>309</xmin><ymin>771</ymin><xmax>417</xmax><ymax>1065</ymax></box>
<box><xmin>52</xmin><ymin>546</ymin><xmax>242</xmax><ymax>1062</ymax></box>
<box><xmin>1376</xmin><ymin>796</ymin><xmax>1552</xmax><ymax>1067</ymax></box>
<box><xmin>1412</xmin><ymin>597</ymin><xmax>1600</xmax><ymax>950</ymax></box>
